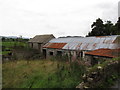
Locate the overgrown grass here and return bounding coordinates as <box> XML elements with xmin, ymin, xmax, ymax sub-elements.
<box><xmin>2</xmin><ymin>51</ymin><xmax>11</xmax><ymax>55</ymax></box>
<box><xmin>3</xmin><ymin>59</ymin><xmax>86</xmax><ymax>88</ymax></box>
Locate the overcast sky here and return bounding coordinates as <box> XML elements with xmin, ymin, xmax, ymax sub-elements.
<box><xmin>0</xmin><ymin>0</ymin><xmax>119</xmax><ymax>38</ymax></box>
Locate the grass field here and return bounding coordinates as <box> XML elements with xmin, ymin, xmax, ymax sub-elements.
<box><xmin>2</xmin><ymin>41</ymin><xmax>27</xmax><ymax>48</ymax></box>
<box><xmin>2</xmin><ymin>41</ymin><xmax>28</xmax><ymax>56</ymax></box>
<box><xmin>3</xmin><ymin>59</ymin><xmax>85</xmax><ymax>88</ymax></box>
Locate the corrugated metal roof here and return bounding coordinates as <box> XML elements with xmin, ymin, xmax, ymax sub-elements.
<box><xmin>85</xmin><ymin>48</ymin><xmax>120</xmax><ymax>58</ymax></box>
<box><xmin>43</xmin><ymin>35</ymin><xmax>120</xmax><ymax>50</ymax></box>
<box><xmin>43</xmin><ymin>43</ymin><xmax>67</xmax><ymax>49</ymax></box>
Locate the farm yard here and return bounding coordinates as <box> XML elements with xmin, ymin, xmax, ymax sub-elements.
<box><xmin>1</xmin><ymin>0</ymin><xmax>120</xmax><ymax>88</ymax></box>
<box><xmin>1</xmin><ymin>37</ymin><xmax>42</xmax><ymax>61</ymax></box>
<box><xmin>1</xmin><ymin>35</ymin><xmax>120</xmax><ymax>88</ymax></box>
<box><xmin>2</xmin><ymin>57</ymin><xmax>120</xmax><ymax>88</ymax></box>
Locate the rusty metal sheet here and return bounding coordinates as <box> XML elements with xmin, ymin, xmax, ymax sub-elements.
<box><xmin>43</xmin><ymin>43</ymin><xmax>52</xmax><ymax>48</ymax></box>
<box><xmin>85</xmin><ymin>48</ymin><xmax>120</xmax><ymax>58</ymax></box>
<box><xmin>43</xmin><ymin>43</ymin><xmax>67</xmax><ymax>49</ymax></box>
<box><xmin>85</xmin><ymin>43</ymin><xmax>94</xmax><ymax>50</ymax></box>
<box><xmin>43</xmin><ymin>35</ymin><xmax>120</xmax><ymax>50</ymax></box>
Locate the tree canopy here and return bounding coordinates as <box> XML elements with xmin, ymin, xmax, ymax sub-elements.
<box><xmin>86</xmin><ymin>17</ymin><xmax>120</xmax><ymax>37</ymax></box>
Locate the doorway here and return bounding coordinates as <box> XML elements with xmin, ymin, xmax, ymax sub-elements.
<box><xmin>43</xmin><ymin>49</ymin><xmax>46</xmax><ymax>58</ymax></box>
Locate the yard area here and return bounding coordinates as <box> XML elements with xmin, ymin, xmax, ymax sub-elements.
<box><xmin>2</xmin><ymin>57</ymin><xmax>120</xmax><ymax>88</ymax></box>
<box><xmin>2</xmin><ymin>59</ymin><xmax>86</xmax><ymax>88</ymax></box>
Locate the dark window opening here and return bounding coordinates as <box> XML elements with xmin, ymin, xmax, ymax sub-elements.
<box><xmin>49</xmin><ymin>52</ymin><xmax>53</xmax><ymax>56</ymax></box>
<box><xmin>57</xmin><ymin>51</ymin><xmax>62</xmax><ymax>56</ymax></box>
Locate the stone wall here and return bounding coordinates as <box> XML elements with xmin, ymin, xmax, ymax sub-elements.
<box><xmin>29</xmin><ymin>42</ymin><xmax>45</xmax><ymax>53</ymax></box>
<box><xmin>84</xmin><ymin>55</ymin><xmax>112</xmax><ymax>66</ymax></box>
<box><xmin>44</xmin><ymin>48</ymin><xmax>87</xmax><ymax>61</ymax></box>
<box><xmin>76</xmin><ymin>58</ymin><xmax>119</xmax><ymax>88</ymax></box>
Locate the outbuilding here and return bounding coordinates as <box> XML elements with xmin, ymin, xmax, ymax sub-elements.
<box><xmin>43</xmin><ymin>35</ymin><xmax>120</xmax><ymax>59</ymax></box>
<box><xmin>85</xmin><ymin>48</ymin><xmax>120</xmax><ymax>66</ymax></box>
<box><xmin>28</xmin><ymin>34</ymin><xmax>55</xmax><ymax>52</ymax></box>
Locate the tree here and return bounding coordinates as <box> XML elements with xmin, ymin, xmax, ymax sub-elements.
<box><xmin>104</xmin><ymin>21</ymin><xmax>113</xmax><ymax>35</ymax></box>
<box><xmin>2</xmin><ymin>37</ymin><xmax>6</xmax><ymax>41</ymax></box>
<box><xmin>87</xmin><ymin>18</ymin><xmax>105</xmax><ymax>36</ymax></box>
<box><xmin>116</xmin><ymin>17</ymin><xmax>120</xmax><ymax>34</ymax></box>
<box><xmin>86</xmin><ymin>18</ymin><xmax>120</xmax><ymax>37</ymax></box>
<box><xmin>110</xmin><ymin>17</ymin><xmax>120</xmax><ymax>35</ymax></box>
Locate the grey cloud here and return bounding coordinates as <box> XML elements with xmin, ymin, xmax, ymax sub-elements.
<box><xmin>45</xmin><ymin>24</ymin><xmax>58</xmax><ymax>29</ymax></box>
<box><xmin>10</xmin><ymin>7</ymin><xmax>46</xmax><ymax>17</ymax></box>
<box><xmin>91</xmin><ymin>1</ymin><xmax>118</xmax><ymax>23</ymax></box>
<box><xmin>56</xmin><ymin>32</ymin><xmax>66</xmax><ymax>35</ymax></box>
<box><xmin>0</xmin><ymin>0</ymin><xmax>118</xmax><ymax>38</ymax></box>
<box><xmin>102</xmin><ymin>3</ymin><xmax>118</xmax><ymax>23</ymax></box>
<box><xmin>21</xmin><ymin>9</ymin><xmax>46</xmax><ymax>16</ymax></box>
<box><xmin>94</xmin><ymin>2</ymin><xmax>112</xmax><ymax>9</ymax></box>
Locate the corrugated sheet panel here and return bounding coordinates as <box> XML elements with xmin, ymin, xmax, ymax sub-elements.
<box><xmin>43</xmin><ymin>43</ymin><xmax>67</xmax><ymax>49</ymax></box>
<box><xmin>43</xmin><ymin>43</ymin><xmax>51</xmax><ymax>48</ymax></box>
<box><xmin>50</xmin><ymin>38</ymin><xmax>73</xmax><ymax>43</ymax></box>
<box><xmin>85</xmin><ymin>48</ymin><xmax>120</xmax><ymax>58</ymax></box>
<box><xmin>44</xmin><ymin>35</ymin><xmax>120</xmax><ymax>50</ymax></box>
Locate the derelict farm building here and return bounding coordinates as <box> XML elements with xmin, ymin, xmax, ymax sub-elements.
<box><xmin>28</xmin><ymin>34</ymin><xmax>55</xmax><ymax>52</ymax></box>
<box><xmin>43</xmin><ymin>35</ymin><xmax>120</xmax><ymax>62</ymax></box>
<box><xmin>85</xmin><ymin>48</ymin><xmax>120</xmax><ymax>65</ymax></box>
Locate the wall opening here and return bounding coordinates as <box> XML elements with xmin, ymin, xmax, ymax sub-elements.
<box><xmin>43</xmin><ymin>49</ymin><xmax>46</xmax><ymax>58</ymax></box>
<box><xmin>80</xmin><ymin>51</ymin><xmax>83</xmax><ymax>57</ymax></box>
<box><xmin>31</xmin><ymin>43</ymin><xmax>33</xmax><ymax>48</ymax></box>
<box><xmin>49</xmin><ymin>52</ymin><xmax>54</xmax><ymax>56</ymax></box>
<box><xmin>38</xmin><ymin>43</ymin><xmax>41</xmax><ymax>50</ymax></box>
<box><xmin>76</xmin><ymin>52</ymin><xmax>80</xmax><ymax>58</ymax></box>
<box><xmin>91</xmin><ymin>56</ymin><xmax>98</xmax><ymax>66</ymax></box>
<box><xmin>57</xmin><ymin>51</ymin><xmax>62</xmax><ymax>56</ymax></box>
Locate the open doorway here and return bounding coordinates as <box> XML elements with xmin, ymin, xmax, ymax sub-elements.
<box><xmin>43</xmin><ymin>49</ymin><xmax>46</xmax><ymax>58</ymax></box>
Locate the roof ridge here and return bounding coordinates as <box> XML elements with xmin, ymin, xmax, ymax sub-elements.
<box><xmin>36</xmin><ymin>34</ymin><xmax>53</xmax><ymax>36</ymax></box>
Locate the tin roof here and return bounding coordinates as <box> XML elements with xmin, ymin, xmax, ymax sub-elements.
<box><xmin>85</xmin><ymin>48</ymin><xmax>120</xmax><ymax>58</ymax></box>
<box><xmin>43</xmin><ymin>35</ymin><xmax>120</xmax><ymax>50</ymax></box>
<box><xmin>43</xmin><ymin>43</ymin><xmax>67</xmax><ymax>49</ymax></box>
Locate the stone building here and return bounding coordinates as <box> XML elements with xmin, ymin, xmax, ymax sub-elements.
<box><xmin>28</xmin><ymin>34</ymin><xmax>55</xmax><ymax>52</ymax></box>
<box><xmin>85</xmin><ymin>48</ymin><xmax>120</xmax><ymax>66</ymax></box>
<box><xmin>43</xmin><ymin>35</ymin><xmax>120</xmax><ymax>59</ymax></box>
